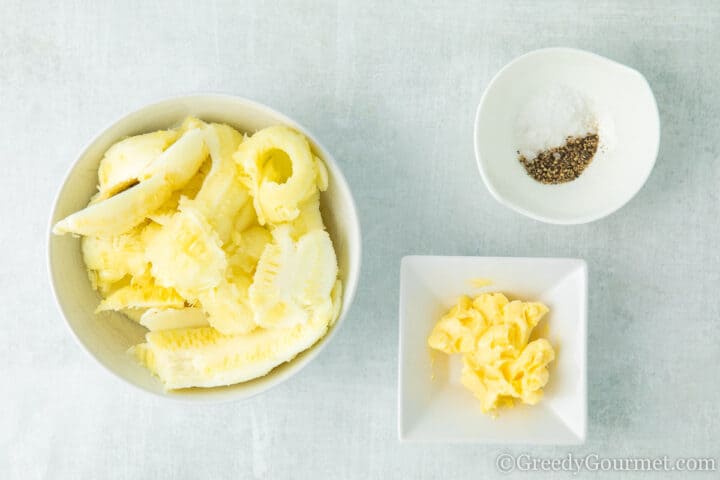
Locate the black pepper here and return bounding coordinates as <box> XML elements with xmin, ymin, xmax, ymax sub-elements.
<box><xmin>518</xmin><ymin>134</ymin><xmax>599</xmax><ymax>184</ymax></box>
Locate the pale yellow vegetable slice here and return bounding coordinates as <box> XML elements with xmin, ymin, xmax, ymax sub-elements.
<box><xmin>137</xmin><ymin>128</ymin><xmax>207</xmax><ymax>182</ymax></box>
<box><xmin>96</xmin><ymin>274</ymin><xmax>184</xmax><ymax>312</ymax></box>
<box><xmin>194</xmin><ymin>222</ymin><xmax>264</xmax><ymax>335</ymax></box>
<box><xmin>226</xmin><ymin>225</ymin><xmax>272</xmax><ymax>277</ymax></box>
<box><xmin>131</xmin><ymin>311</ymin><xmax>332</xmax><ymax>390</ymax></box>
<box><xmin>97</xmin><ymin>130</ymin><xmax>179</xmax><ymax>199</ymax></box>
<box><xmin>197</xmin><ymin>275</ymin><xmax>256</xmax><ymax>335</ymax></box>
<box><xmin>231</xmin><ymin>201</ymin><xmax>259</xmax><ymax>234</ymax></box>
<box><xmin>250</xmin><ymin>226</ymin><xmax>308</xmax><ymax>328</ymax></box>
<box><xmin>53</xmin><ymin>129</ymin><xmax>208</xmax><ymax>237</ymax></box>
<box><xmin>83</xmin><ymin>221</ymin><xmax>163</xmax><ymax>294</ymax></box>
<box><xmin>139</xmin><ymin>308</ymin><xmax>208</xmax><ymax>331</ymax></box>
<box><xmin>192</xmin><ymin>123</ymin><xmax>248</xmax><ymax>243</ymax></box>
<box><xmin>287</xmin><ymin>192</ymin><xmax>324</xmax><ymax>240</ymax></box>
<box><xmin>250</xmin><ymin>226</ymin><xmax>338</xmax><ymax>328</ymax></box>
<box><xmin>234</xmin><ymin>126</ymin><xmax>317</xmax><ymax>225</ymax></box>
<box><xmin>178</xmin><ymin>116</ymin><xmax>205</xmax><ymax>134</ymax></box>
<box><xmin>147</xmin><ymin>156</ymin><xmax>211</xmax><ymax>220</ymax></box>
<box><xmin>145</xmin><ymin>199</ymin><xmax>226</xmax><ymax>298</ymax></box>
<box><xmin>144</xmin><ymin>119</ymin><xmax>211</xmax><ymax>219</ymax></box>
<box><xmin>81</xmin><ymin>223</ymin><xmax>148</xmax><ymax>293</ymax></box>
<box><xmin>294</xmin><ymin>229</ymin><xmax>338</xmax><ymax>307</ymax></box>
<box><xmin>131</xmin><ymin>343</ymin><xmax>157</xmax><ymax>375</ymax></box>
<box><xmin>314</xmin><ymin>155</ymin><xmax>329</xmax><ymax>192</ymax></box>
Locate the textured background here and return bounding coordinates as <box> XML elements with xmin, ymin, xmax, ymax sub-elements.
<box><xmin>1</xmin><ymin>1</ymin><xmax>719</xmax><ymax>478</ymax></box>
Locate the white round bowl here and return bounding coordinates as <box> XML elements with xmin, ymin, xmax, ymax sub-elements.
<box><xmin>474</xmin><ymin>47</ymin><xmax>660</xmax><ymax>224</ymax></box>
<box><xmin>48</xmin><ymin>94</ymin><xmax>362</xmax><ymax>402</ymax></box>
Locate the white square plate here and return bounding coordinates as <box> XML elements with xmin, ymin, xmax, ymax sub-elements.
<box><xmin>398</xmin><ymin>256</ymin><xmax>587</xmax><ymax>444</ymax></box>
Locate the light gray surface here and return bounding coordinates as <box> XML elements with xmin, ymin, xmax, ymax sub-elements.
<box><xmin>1</xmin><ymin>0</ymin><xmax>719</xmax><ymax>478</ymax></box>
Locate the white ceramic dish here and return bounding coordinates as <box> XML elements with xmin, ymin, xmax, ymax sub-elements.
<box><xmin>474</xmin><ymin>47</ymin><xmax>660</xmax><ymax>224</ymax></box>
<box><xmin>48</xmin><ymin>94</ymin><xmax>362</xmax><ymax>402</ymax></box>
<box><xmin>398</xmin><ymin>256</ymin><xmax>587</xmax><ymax>444</ymax></box>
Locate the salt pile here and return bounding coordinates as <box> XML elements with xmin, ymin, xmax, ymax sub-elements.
<box><xmin>515</xmin><ymin>85</ymin><xmax>598</xmax><ymax>161</ymax></box>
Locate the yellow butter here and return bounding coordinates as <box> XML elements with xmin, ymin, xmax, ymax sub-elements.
<box><xmin>428</xmin><ymin>291</ymin><xmax>555</xmax><ymax>416</ymax></box>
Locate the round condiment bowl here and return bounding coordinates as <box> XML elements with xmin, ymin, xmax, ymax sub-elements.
<box><xmin>48</xmin><ymin>94</ymin><xmax>362</xmax><ymax>402</ymax></box>
<box><xmin>474</xmin><ymin>47</ymin><xmax>660</xmax><ymax>224</ymax></box>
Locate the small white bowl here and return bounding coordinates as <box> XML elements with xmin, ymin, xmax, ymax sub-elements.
<box><xmin>398</xmin><ymin>256</ymin><xmax>587</xmax><ymax>444</ymax></box>
<box><xmin>48</xmin><ymin>94</ymin><xmax>362</xmax><ymax>402</ymax></box>
<box><xmin>474</xmin><ymin>47</ymin><xmax>660</xmax><ymax>224</ymax></box>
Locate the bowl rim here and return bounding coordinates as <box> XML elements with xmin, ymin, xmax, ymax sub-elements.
<box><xmin>473</xmin><ymin>46</ymin><xmax>661</xmax><ymax>225</ymax></box>
<box><xmin>46</xmin><ymin>93</ymin><xmax>362</xmax><ymax>403</ymax></box>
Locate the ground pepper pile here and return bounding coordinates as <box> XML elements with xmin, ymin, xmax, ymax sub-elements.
<box><xmin>518</xmin><ymin>133</ymin><xmax>599</xmax><ymax>184</ymax></box>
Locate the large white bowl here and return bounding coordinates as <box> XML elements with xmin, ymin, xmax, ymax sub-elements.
<box><xmin>474</xmin><ymin>47</ymin><xmax>660</xmax><ymax>224</ymax></box>
<box><xmin>48</xmin><ymin>94</ymin><xmax>362</xmax><ymax>402</ymax></box>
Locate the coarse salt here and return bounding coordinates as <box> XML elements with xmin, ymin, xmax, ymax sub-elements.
<box><xmin>515</xmin><ymin>85</ymin><xmax>598</xmax><ymax>161</ymax></box>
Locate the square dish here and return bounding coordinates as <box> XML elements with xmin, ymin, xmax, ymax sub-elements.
<box><xmin>398</xmin><ymin>256</ymin><xmax>587</xmax><ymax>444</ymax></box>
